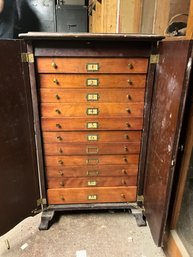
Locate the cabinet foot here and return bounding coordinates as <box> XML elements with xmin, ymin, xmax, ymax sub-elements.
<box><xmin>131</xmin><ymin>209</ymin><xmax>146</xmax><ymax>227</ymax></box>
<box><xmin>39</xmin><ymin>210</ymin><xmax>55</xmax><ymax>230</ymax></box>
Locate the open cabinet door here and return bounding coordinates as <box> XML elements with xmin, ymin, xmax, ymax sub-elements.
<box><xmin>144</xmin><ymin>40</ymin><xmax>192</xmax><ymax>246</ymax></box>
<box><xmin>0</xmin><ymin>40</ymin><xmax>40</xmax><ymax>236</ymax></box>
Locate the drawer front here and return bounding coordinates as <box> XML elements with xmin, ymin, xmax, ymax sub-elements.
<box><xmin>42</xmin><ymin>131</ymin><xmax>142</xmax><ymax>143</ymax></box>
<box><xmin>45</xmin><ymin>154</ymin><xmax>139</xmax><ymax>166</ymax></box>
<box><xmin>43</xmin><ymin>142</ymin><xmax>141</xmax><ymax>155</ymax></box>
<box><xmin>40</xmin><ymin>88</ymin><xmax>145</xmax><ymax>103</ymax></box>
<box><xmin>36</xmin><ymin>58</ymin><xmax>148</xmax><ymax>74</ymax></box>
<box><xmin>47</xmin><ymin>187</ymin><xmax>137</xmax><ymax>204</ymax></box>
<box><xmin>47</xmin><ymin>176</ymin><xmax>137</xmax><ymax>189</ymax></box>
<box><xmin>41</xmin><ymin>117</ymin><xmax>143</xmax><ymax>131</ymax></box>
<box><xmin>41</xmin><ymin>103</ymin><xmax>144</xmax><ymax>118</ymax></box>
<box><xmin>45</xmin><ymin>165</ymin><xmax>138</xmax><ymax>178</ymax></box>
<box><xmin>38</xmin><ymin>74</ymin><xmax>146</xmax><ymax>89</ymax></box>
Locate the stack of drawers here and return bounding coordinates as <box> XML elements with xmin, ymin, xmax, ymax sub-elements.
<box><xmin>36</xmin><ymin>57</ymin><xmax>148</xmax><ymax>204</ymax></box>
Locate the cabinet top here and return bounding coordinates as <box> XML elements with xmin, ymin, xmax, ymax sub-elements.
<box><xmin>19</xmin><ymin>32</ymin><xmax>164</xmax><ymax>42</ymax></box>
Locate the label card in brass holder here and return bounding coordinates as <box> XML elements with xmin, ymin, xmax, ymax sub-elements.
<box><xmin>87</xmin><ymin>122</ymin><xmax>98</xmax><ymax>129</ymax></box>
<box><xmin>86</xmin><ymin>158</ymin><xmax>99</xmax><ymax>165</ymax></box>
<box><xmin>86</xmin><ymin>78</ymin><xmax>99</xmax><ymax>87</ymax></box>
<box><xmin>87</xmin><ymin>134</ymin><xmax>98</xmax><ymax>141</ymax></box>
<box><xmin>88</xmin><ymin>180</ymin><xmax>97</xmax><ymax>186</ymax></box>
<box><xmin>86</xmin><ymin>146</ymin><xmax>99</xmax><ymax>154</ymax></box>
<box><xmin>87</xmin><ymin>170</ymin><xmax>99</xmax><ymax>176</ymax></box>
<box><xmin>86</xmin><ymin>63</ymin><xmax>99</xmax><ymax>72</ymax></box>
<box><xmin>86</xmin><ymin>93</ymin><xmax>99</xmax><ymax>101</ymax></box>
<box><xmin>87</xmin><ymin>108</ymin><xmax>99</xmax><ymax>115</ymax></box>
<box><xmin>88</xmin><ymin>195</ymin><xmax>97</xmax><ymax>200</ymax></box>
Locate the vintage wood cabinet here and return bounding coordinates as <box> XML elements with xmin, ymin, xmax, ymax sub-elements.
<box><xmin>0</xmin><ymin>34</ymin><xmax>192</xmax><ymax>247</ymax></box>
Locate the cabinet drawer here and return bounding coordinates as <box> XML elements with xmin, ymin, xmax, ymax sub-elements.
<box><xmin>47</xmin><ymin>187</ymin><xmax>137</xmax><ymax>204</ymax></box>
<box><xmin>42</xmin><ymin>131</ymin><xmax>142</xmax><ymax>143</ymax></box>
<box><xmin>43</xmin><ymin>142</ymin><xmax>140</xmax><ymax>155</ymax></box>
<box><xmin>41</xmin><ymin>103</ymin><xmax>144</xmax><ymax>118</ymax></box>
<box><xmin>41</xmin><ymin>117</ymin><xmax>143</xmax><ymax>131</ymax></box>
<box><xmin>36</xmin><ymin>58</ymin><xmax>148</xmax><ymax>74</ymax></box>
<box><xmin>45</xmin><ymin>154</ymin><xmax>139</xmax><ymax>166</ymax></box>
<box><xmin>47</xmin><ymin>176</ymin><xmax>137</xmax><ymax>189</ymax></box>
<box><xmin>45</xmin><ymin>164</ymin><xmax>138</xmax><ymax>178</ymax></box>
<box><xmin>40</xmin><ymin>88</ymin><xmax>145</xmax><ymax>103</ymax></box>
<box><xmin>38</xmin><ymin>74</ymin><xmax>146</xmax><ymax>89</ymax></box>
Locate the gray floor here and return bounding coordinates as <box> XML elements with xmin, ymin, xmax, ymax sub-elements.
<box><xmin>0</xmin><ymin>211</ymin><xmax>165</xmax><ymax>257</ymax></box>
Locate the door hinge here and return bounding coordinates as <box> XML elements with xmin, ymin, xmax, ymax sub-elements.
<box><xmin>137</xmin><ymin>195</ymin><xmax>144</xmax><ymax>204</ymax></box>
<box><xmin>21</xmin><ymin>52</ymin><xmax>34</xmax><ymax>63</ymax></box>
<box><xmin>37</xmin><ymin>198</ymin><xmax>47</xmax><ymax>206</ymax></box>
<box><xmin>150</xmin><ymin>54</ymin><xmax>159</xmax><ymax>64</ymax></box>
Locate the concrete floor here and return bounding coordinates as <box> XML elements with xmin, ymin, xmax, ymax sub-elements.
<box><xmin>0</xmin><ymin>211</ymin><xmax>165</xmax><ymax>257</ymax></box>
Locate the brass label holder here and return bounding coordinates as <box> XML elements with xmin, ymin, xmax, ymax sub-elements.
<box><xmin>88</xmin><ymin>195</ymin><xmax>97</xmax><ymax>200</ymax></box>
<box><xmin>87</xmin><ymin>108</ymin><xmax>99</xmax><ymax>115</ymax></box>
<box><xmin>86</xmin><ymin>146</ymin><xmax>99</xmax><ymax>154</ymax></box>
<box><xmin>87</xmin><ymin>170</ymin><xmax>99</xmax><ymax>176</ymax></box>
<box><xmin>88</xmin><ymin>180</ymin><xmax>97</xmax><ymax>186</ymax></box>
<box><xmin>86</xmin><ymin>78</ymin><xmax>99</xmax><ymax>86</ymax></box>
<box><xmin>86</xmin><ymin>158</ymin><xmax>99</xmax><ymax>165</ymax></box>
<box><xmin>86</xmin><ymin>63</ymin><xmax>100</xmax><ymax>72</ymax></box>
<box><xmin>86</xmin><ymin>93</ymin><xmax>99</xmax><ymax>101</ymax></box>
<box><xmin>87</xmin><ymin>134</ymin><xmax>98</xmax><ymax>141</ymax></box>
<box><xmin>87</xmin><ymin>122</ymin><xmax>98</xmax><ymax>129</ymax></box>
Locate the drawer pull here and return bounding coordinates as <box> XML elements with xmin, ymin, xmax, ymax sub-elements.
<box><xmin>88</xmin><ymin>180</ymin><xmax>97</xmax><ymax>186</ymax></box>
<box><xmin>58</xmin><ymin>160</ymin><xmax>64</xmax><ymax>165</ymax></box>
<box><xmin>126</xmin><ymin>122</ymin><xmax>131</xmax><ymax>128</ymax></box>
<box><xmin>86</xmin><ymin>158</ymin><xmax>99</xmax><ymax>165</ymax></box>
<box><xmin>124</xmin><ymin>134</ymin><xmax>130</xmax><ymax>140</ymax></box>
<box><xmin>58</xmin><ymin>170</ymin><xmax>64</xmax><ymax>176</ymax></box>
<box><xmin>60</xmin><ymin>196</ymin><xmax>65</xmax><ymax>201</ymax></box>
<box><xmin>127</xmin><ymin>95</ymin><xmax>132</xmax><ymax>100</ymax></box>
<box><xmin>59</xmin><ymin>148</ymin><xmax>63</xmax><ymax>154</ymax></box>
<box><xmin>87</xmin><ymin>134</ymin><xmax>98</xmax><ymax>141</ymax></box>
<box><xmin>124</xmin><ymin>146</ymin><xmax>128</xmax><ymax>152</ymax></box>
<box><xmin>86</xmin><ymin>79</ymin><xmax>99</xmax><ymax>87</ymax></box>
<box><xmin>56</xmin><ymin>123</ymin><xmax>62</xmax><ymax>129</ymax></box>
<box><xmin>55</xmin><ymin>109</ymin><xmax>61</xmax><ymax>114</ymax></box>
<box><xmin>128</xmin><ymin>63</ymin><xmax>133</xmax><ymax>69</ymax></box>
<box><xmin>123</xmin><ymin>157</ymin><xmax>128</xmax><ymax>163</ymax></box>
<box><xmin>86</xmin><ymin>63</ymin><xmax>99</xmax><ymax>72</ymax></box>
<box><xmin>60</xmin><ymin>181</ymin><xmax>64</xmax><ymax>187</ymax></box>
<box><xmin>57</xmin><ymin>136</ymin><xmax>63</xmax><ymax>141</ymax></box>
<box><xmin>122</xmin><ymin>179</ymin><xmax>127</xmax><ymax>185</ymax></box>
<box><xmin>87</xmin><ymin>122</ymin><xmax>98</xmax><ymax>129</ymax></box>
<box><xmin>87</xmin><ymin>108</ymin><xmax>99</xmax><ymax>115</ymax></box>
<box><xmin>53</xmin><ymin>78</ymin><xmax>59</xmax><ymax>85</ymax></box>
<box><xmin>121</xmin><ymin>193</ymin><xmax>126</xmax><ymax>198</ymax></box>
<box><xmin>127</xmin><ymin>80</ymin><xmax>133</xmax><ymax>85</ymax></box>
<box><xmin>87</xmin><ymin>170</ymin><xmax>99</xmax><ymax>176</ymax></box>
<box><xmin>86</xmin><ymin>146</ymin><xmax>99</xmax><ymax>154</ymax></box>
<box><xmin>55</xmin><ymin>94</ymin><xmax>60</xmax><ymax>100</ymax></box>
<box><xmin>88</xmin><ymin>195</ymin><xmax>97</xmax><ymax>200</ymax></box>
<box><xmin>126</xmin><ymin>108</ymin><xmax>131</xmax><ymax>114</ymax></box>
<box><xmin>51</xmin><ymin>62</ymin><xmax>57</xmax><ymax>69</ymax></box>
<box><xmin>122</xmin><ymin>169</ymin><xmax>127</xmax><ymax>175</ymax></box>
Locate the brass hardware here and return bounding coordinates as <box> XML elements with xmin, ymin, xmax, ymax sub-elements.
<box><xmin>86</xmin><ymin>63</ymin><xmax>99</xmax><ymax>72</ymax></box>
<box><xmin>87</xmin><ymin>134</ymin><xmax>98</xmax><ymax>141</ymax></box>
<box><xmin>87</xmin><ymin>170</ymin><xmax>99</xmax><ymax>176</ymax></box>
<box><xmin>123</xmin><ymin>157</ymin><xmax>128</xmax><ymax>162</ymax></box>
<box><xmin>86</xmin><ymin>158</ymin><xmax>99</xmax><ymax>165</ymax></box>
<box><xmin>57</xmin><ymin>136</ymin><xmax>63</xmax><ymax>141</ymax></box>
<box><xmin>124</xmin><ymin>146</ymin><xmax>128</xmax><ymax>152</ymax></box>
<box><xmin>51</xmin><ymin>62</ymin><xmax>57</xmax><ymax>69</ymax></box>
<box><xmin>59</xmin><ymin>148</ymin><xmax>63</xmax><ymax>154</ymax></box>
<box><xmin>55</xmin><ymin>109</ymin><xmax>61</xmax><ymax>114</ymax></box>
<box><xmin>126</xmin><ymin>108</ymin><xmax>131</xmax><ymax>114</ymax></box>
<box><xmin>87</xmin><ymin>108</ymin><xmax>99</xmax><ymax>115</ymax></box>
<box><xmin>150</xmin><ymin>54</ymin><xmax>159</xmax><ymax>64</ymax></box>
<box><xmin>87</xmin><ymin>122</ymin><xmax>98</xmax><ymax>129</ymax></box>
<box><xmin>60</xmin><ymin>196</ymin><xmax>65</xmax><ymax>201</ymax></box>
<box><xmin>58</xmin><ymin>160</ymin><xmax>64</xmax><ymax>165</ymax></box>
<box><xmin>127</xmin><ymin>95</ymin><xmax>132</xmax><ymax>100</ymax></box>
<box><xmin>128</xmin><ymin>63</ymin><xmax>133</xmax><ymax>69</ymax></box>
<box><xmin>126</xmin><ymin>122</ymin><xmax>131</xmax><ymax>128</ymax></box>
<box><xmin>87</xmin><ymin>93</ymin><xmax>99</xmax><ymax>101</ymax></box>
<box><xmin>137</xmin><ymin>195</ymin><xmax>144</xmax><ymax>203</ymax></box>
<box><xmin>122</xmin><ymin>169</ymin><xmax>127</xmax><ymax>175</ymax></box>
<box><xmin>88</xmin><ymin>180</ymin><xmax>97</xmax><ymax>186</ymax></box>
<box><xmin>127</xmin><ymin>80</ymin><xmax>133</xmax><ymax>85</ymax></box>
<box><xmin>21</xmin><ymin>53</ymin><xmax>34</xmax><ymax>63</ymax></box>
<box><xmin>60</xmin><ymin>181</ymin><xmax>64</xmax><ymax>187</ymax></box>
<box><xmin>86</xmin><ymin>146</ymin><xmax>99</xmax><ymax>154</ymax></box>
<box><xmin>86</xmin><ymin>78</ymin><xmax>99</xmax><ymax>86</ymax></box>
<box><xmin>121</xmin><ymin>194</ymin><xmax>126</xmax><ymax>198</ymax></box>
<box><xmin>53</xmin><ymin>78</ymin><xmax>59</xmax><ymax>84</ymax></box>
<box><xmin>56</xmin><ymin>123</ymin><xmax>62</xmax><ymax>129</ymax></box>
<box><xmin>59</xmin><ymin>170</ymin><xmax>64</xmax><ymax>176</ymax></box>
<box><xmin>122</xmin><ymin>179</ymin><xmax>126</xmax><ymax>185</ymax></box>
<box><xmin>55</xmin><ymin>94</ymin><xmax>60</xmax><ymax>100</ymax></box>
<box><xmin>88</xmin><ymin>195</ymin><xmax>97</xmax><ymax>200</ymax></box>
<box><xmin>37</xmin><ymin>198</ymin><xmax>47</xmax><ymax>206</ymax></box>
<box><xmin>124</xmin><ymin>134</ymin><xmax>129</xmax><ymax>140</ymax></box>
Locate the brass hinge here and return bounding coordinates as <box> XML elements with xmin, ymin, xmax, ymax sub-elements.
<box><xmin>150</xmin><ymin>54</ymin><xmax>159</xmax><ymax>64</ymax></box>
<box><xmin>21</xmin><ymin>52</ymin><xmax>34</xmax><ymax>63</ymax></box>
<box><xmin>137</xmin><ymin>195</ymin><xmax>144</xmax><ymax>203</ymax></box>
<box><xmin>37</xmin><ymin>198</ymin><xmax>47</xmax><ymax>206</ymax></box>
